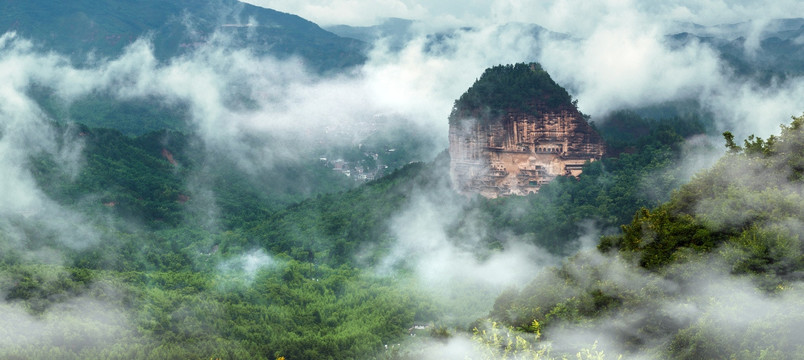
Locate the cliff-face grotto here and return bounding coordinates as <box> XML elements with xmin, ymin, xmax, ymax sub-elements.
<box><xmin>449</xmin><ymin>65</ymin><xmax>604</xmax><ymax>198</ymax></box>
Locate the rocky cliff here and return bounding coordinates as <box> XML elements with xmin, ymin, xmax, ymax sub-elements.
<box><xmin>449</xmin><ymin>63</ymin><xmax>605</xmax><ymax>198</ymax></box>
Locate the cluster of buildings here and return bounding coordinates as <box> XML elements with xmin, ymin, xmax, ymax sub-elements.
<box><xmin>450</xmin><ymin>104</ymin><xmax>605</xmax><ymax>198</ymax></box>
<box><xmin>320</xmin><ymin>153</ymin><xmax>387</xmax><ymax>183</ymax></box>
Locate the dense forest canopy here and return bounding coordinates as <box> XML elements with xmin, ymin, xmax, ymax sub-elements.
<box><xmin>449</xmin><ymin>63</ymin><xmax>575</xmax><ymax>125</ymax></box>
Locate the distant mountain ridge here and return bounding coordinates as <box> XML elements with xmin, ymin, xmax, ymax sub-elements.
<box><xmin>668</xmin><ymin>18</ymin><xmax>804</xmax><ymax>40</ymax></box>
<box><xmin>329</xmin><ymin>17</ymin><xmax>804</xmax><ymax>78</ymax></box>
<box><xmin>0</xmin><ymin>0</ymin><xmax>367</xmax><ymax>72</ymax></box>
<box><xmin>666</xmin><ymin>18</ymin><xmax>804</xmax><ymax>78</ymax></box>
<box><xmin>325</xmin><ymin>17</ymin><xmax>415</xmax><ymax>45</ymax></box>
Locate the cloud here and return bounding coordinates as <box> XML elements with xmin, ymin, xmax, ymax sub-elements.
<box><xmin>2</xmin><ymin>18</ymin><xmax>542</xmax><ymax>265</ymax></box>
<box><xmin>374</xmin><ymin>176</ymin><xmax>566</xmax><ymax>325</ymax></box>
<box><xmin>701</xmin><ymin>79</ymin><xmax>804</xmax><ymax>139</ymax></box>
<box><xmin>537</xmin><ymin>254</ymin><xmax>804</xmax><ymax>358</ymax></box>
<box><xmin>0</xmin><ymin>296</ymin><xmax>132</xmax><ymax>351</ymax></box>
<box><xmin>413</xmin><ymin>248</ymin><xmax>804</xmax><ymax>359</ymax></box>
<box><xmin>246</xmin><ymin>0</ymin><xmax>803</xmax><ymax>139</ymax></box>
<box><xmin>243</xmin><ymin>0</ymin><xmax>804</xmax><ymax>30</ymax></box>
<box><xmin>0</xmin><ymin>269</ymin><xmax>135</xmax><ymax>356</ymax></box>
<box><xmin>0</xmin><ymin>33</ymin><xmax>100</xmax><ymax>254</ymax></box>
<box><xmin>510</xmin><ymin>4</ymin><xmax>804</xmax><ymax>141</ymax></box>
<box><xmin>538</xmin><ymin>24</ymin><xmax>723</xmax><ymax>115</ymax></box>
<box><xmin>380</xmin><ymin>193</ymin><xmax>557</xmax><ymax>287</ymax></box>
<box><xmin>4</xmin><ymin>1</ymin><xmax>798</xmax><ymax>193</ymax></box>
<box><xmin>0</xmin><ymin>26</ymin><xmax>472</xmax><ymax>231</ymax></box>
<box><xmin>218</xmin><ymin>248</ymin><xmax>277</xmax><ymax>283</ymax></box>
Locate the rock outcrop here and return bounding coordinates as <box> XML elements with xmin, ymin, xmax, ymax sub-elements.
<box><xmin>449</xmin><ymin>63</ymin><xmax>605</xmax><ymax>198</ymax></box>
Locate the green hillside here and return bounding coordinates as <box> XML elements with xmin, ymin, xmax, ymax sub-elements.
<box><xmin>0</xmin><ymin>0</ymin><xmax>366</xmax><ymax>72</ymax></box>
<box><xmin>0</xmin><ymin>109</ymin><xmax>708</xmax><ymax>359</ymax></box>
<box><xmin>29</xmin><ymin>123</ymin><xmax>364</xmax><ymax>229</ymax></box>
<box><xmin>7</xmin><ymin>0</ymin><xmax>369</xmax><ymax>135</ymax></box>
<box><xmin>1</xmin><ymin>135</ymin><xmax>444</xmax><ymax>359</ymax></box>
<box><xmin>485</xmin><ymin>113</ymin><xmax>804</xmax><ymax>359</ymax></box>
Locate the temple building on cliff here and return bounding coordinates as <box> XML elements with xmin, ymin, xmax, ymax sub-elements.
<box><xmin>449</xmin><ymin>63</ymin><xmax>605</xmax><ymax>198</ymax></box>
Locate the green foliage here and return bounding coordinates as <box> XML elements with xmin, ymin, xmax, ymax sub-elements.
<box><xmin>247</xmin><ymin>157</ymin><xmax>451</xmax><ymax>265</ymax></box>
<box><xmin>29</xmin><ymin>125</ymin><xmax>188</xmax><ymax>227</ymax></box>
<box><xmin>603</xmin><ymin>114</ymin><xmax>804</xmax><ymax>268</ymax></box>
<box><xmin>469</xmin><ymin>322</ymin><xmax>619</xmax><ymax>360</ymax></box>
<box><xmin>477</xmin><ymin>111</ymin><xmax>699</xmax><ymax>254</ymax></box>
<box><xmin>606</xmin><ymin>207</ymin><xmax>719</xmax><ymax>270</ymax></box>
<box><xmin>8</xmin><ymin>69</ymin><xmax>788</xmax><ymax>360</ymax></box>
<box><xmin>2</xmin><ymin>122</ymin><xmax>454</xmax><ymax>359</ymax></box>
<box><xmin>618</xmin><ymin>116</ymin><xmax>804</xmax><ymax>270</ymax></box>
<box><xmin>598</xmin><ymin>109</ymin><xmax>703</xmax><ymax>154</ymax></box>
<box><xmin>29</xmin><ymin>85</ymin><xmax>190</xmax><ymax>136</ymax></box>
<box><xmin>26</xmin><ymin>124</ymin><xmax>363</xmax><ymax>229</ymax></box>
<box><xmin>0</xmin><ymin>261</ymin><xmax>432</xmax><ymax>360</ymax></box>
<box><xmin>723</xmin><ymin>131</ymin><xmax>742</xmax><ymax>153</ymax></box>
<box><xmin>449</xmin><ymin>63</ymin><xmax>575</xmax><ymax>125</ymax></box>
<box><xmin>488</xmin><ymin>113</ymin><xmax>804</xmax><ymax>359</ymax></box>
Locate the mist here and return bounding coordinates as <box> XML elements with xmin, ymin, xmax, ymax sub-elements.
<box><xmin>337</xmin><ymin>2</ymin><xmax>803</xmax><ymax>358</ymax></box>
<box><xmin>218</xmin><ymin>248</ymin><xmax>277</xmax><ymax>283</ymax></box>
<box><xmin>246</xmin><ymin>0</ymin><xmax>804</xmax><ymax>30</ymax></box>
<box><xmin>1</xmin><ymin>0</ymin><xmax>803</xmax><ymax>358</ymax></box>
<box><xmin>4</xmin><ymin>0</ymin><xmax>801</xmax><ymax>193</ymax></box>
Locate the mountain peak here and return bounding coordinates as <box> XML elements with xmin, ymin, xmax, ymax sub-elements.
<box><xmin>449</xmin><ymin>63</ymin><xmax>575</xmax><ymax>126</ymax></box>
<box><xmin>448</xmin><ymin>63</ymin><xmax>604</xmax><ymax>198</ymax></box>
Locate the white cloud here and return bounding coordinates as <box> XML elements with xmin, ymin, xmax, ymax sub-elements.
<box><xmin>375</xmin><ymin>180</ymin><xmax>564</xmax><ymax>325</ymax></box>
<box><xmin>240</xmin><ymin>0</ymin><xmax>804</xmax><ymax>139</ymax></box>
<box><xmin>218</xmin><ymin>249</ymin><xmax>277</xmax><ymax>283</ymax></box>
<box><xmin>0</xmin><ymin>33</ymin><xmax>99</xmax><ymax>253</ymax></box>
<box><xmin>242</xmin><ymin>0</ymin><xmax>804</xmax><ymax>30</ymax></box>
<box><xmin>0</xmin><ymin>278</ymin><xmax>134</xmax><ymax>355</ymax></box>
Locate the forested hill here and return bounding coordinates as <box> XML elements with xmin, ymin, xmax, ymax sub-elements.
<box><xmin>30</xmin><ymin>124</ymin><xmax>357</xmax><ymax>229</ymax></box>
<box><xmin>484</xmin><ymin>113</ymin><xmax>804</xmax><ymax>359</ymax></box>
<box><xmin>0</xmin><ymin>0</ymin><xmax>366</xmax><ymax>71</ymax></box>
<box><xmin>449</xmin><ymin>63</ymin><xmax>576</xmax><ymax>125</ymax></box>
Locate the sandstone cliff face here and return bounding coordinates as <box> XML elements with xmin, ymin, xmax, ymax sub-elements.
<box><xmin>449</xmin><ymin>102</ymin><xmax>605</xmax><ymax>198</ymax></box>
